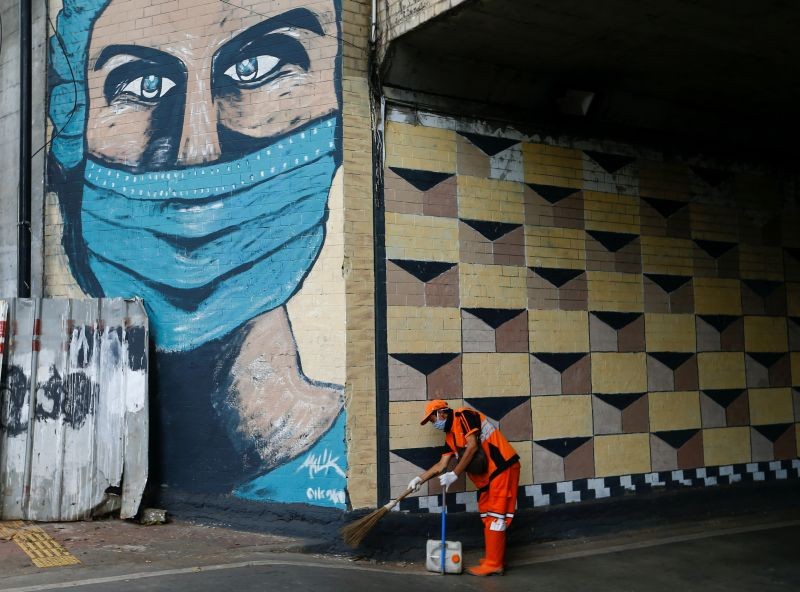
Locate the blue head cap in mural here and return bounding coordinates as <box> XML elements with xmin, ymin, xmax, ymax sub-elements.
<box><xmin>48</xmin><ymin>0</ymin><xmax>347</xmax><ymax>508</ymax></box>
<box><xmin>49</xmin><ymin>0</ymin><xmax>341</xmax><ymax>352</ymax></box>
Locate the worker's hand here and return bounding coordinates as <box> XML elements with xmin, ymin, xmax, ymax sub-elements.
<box><xmin>407</xmin><ymin>476</ymin><xmax>423</xmax><ymax>492</ymax></box>
<box><xmin>438</xmin><ymin>471</ymin><xmax>458</xmax><ymax>491</ymax></box>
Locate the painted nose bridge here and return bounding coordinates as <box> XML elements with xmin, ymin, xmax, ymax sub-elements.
<box><xmin>177</xmin><ymin>69</ymin><xmax>221</xmax><ymax>165</ymax></box>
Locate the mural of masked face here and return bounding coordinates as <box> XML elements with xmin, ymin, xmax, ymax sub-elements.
<box><xmin>48</xmin><ymin>0</ymin><xmax>347</xmax><ymax>508</ymax></box>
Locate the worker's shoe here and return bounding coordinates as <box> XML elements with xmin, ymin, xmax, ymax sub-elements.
<box><xmin>467</xmin><ymin>562</ymin><xmax>504</xmax><ymax>576</ymax></box>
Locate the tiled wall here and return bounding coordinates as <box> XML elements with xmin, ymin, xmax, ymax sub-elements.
<box><xmin>381</xmin><ymin>108</ymin><xmax>800</xmax><ymax>511</ymax></box>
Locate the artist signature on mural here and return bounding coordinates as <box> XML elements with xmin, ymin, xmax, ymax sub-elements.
<box><xmin>297</xmin><ymin>448</ymin><xmax>347</xmax><ymax>479</ymax></box>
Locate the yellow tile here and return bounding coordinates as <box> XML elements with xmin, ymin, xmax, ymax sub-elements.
<box><xmin>690</xmin><ymin>203</ymin><xmax>738</xmax><ymax>242</ymax></box>
<box><xmin>529</xmin><ymin>310</ymin><xmax>589</xmax><ymax>352</ymax></box>
<box><xmin>587</xmin><ymin>271</ymin><xmax>644</xmax><ymax>312</ymax></box>
<box><xmin>739</xmin><ymin>245</ymin><xmax>784</xmax><ymax>280</ymax></box>
<box><xmin>531</xmin><ymin>395</ymin><xmax>593</xmax><ymax>439</ymax></box>
<box><xmin>640</xmin><ymin>236</ymin><xmax>694</xmax><ymax>275</ymax></box>
<box><xmin>697</xmin><ymin>353</ymin><xmax>746</xmax><ymax>389</ymax></box>
<box><xmin>522</xmin><ymin>143</ymin><xmax>583</xmax><ymax>188</ymax></box>
<box><xmin>693</xmin><ymin>278</ymin><xmax>742</xmax><ymax>315</ymax></box>
<box><xmin>462</xmin><ymin>353</ymin><xmax>530</xmax><ymax>397</ymax></box>
<box><xmin>458</xmin><ymin>176</ymin><xmax>524</xmax><ymax>223</ymax></box>
<box><xmin>648</xmin><ymin>391</ymin><xmax>701</xmax><ymax>431</ymax></box>
<box><xmin>744</xmin><ymin>316</ymin><xmax>788</xmax><ymax>352</ymax></box>
<box><xmin>793</xmin><ymin>353</ymin><xmax>800</xmax><ymax>384</ymax></box>
<box><xmin>594</xmin><ymin>434</ymin><xmax>651</xmax><ymax>477</ymax></box>
<box><xmin>388</xmin><ymin>399</ymin><xmax>462</xmax><ymax>450</ymax></box>
<box><xmin>703</xmin><ymin>427</ymin><xmax>751</xmax><ymax>466</ymax></box>
<box><xmin>385</xmin><ymin>121</ymin><xmax>456</xmax><ymax>173</ymax></box>
<box><xmin>749</xmin><ymin>388</ymin><xmax>794</xmax><ymax>425</ymax></box>
<box><xmin>459</xmin><ymin>263</ymin><xmax>528</xmax><ymax>309</ymax></box>
<box><xmin>797</xmin><ymin>425</ymin><xmax>800</xmax><ymax>457</ymax></box>
<box><xmin>385</xmin><ymin>213</ymin><xmax>460</xmax><ymax>262</ymax></box>
<box><xmin>645</xmin><ymin>314</ymin><xmax>696</xmax><ymax>352</ymax></box>
<box><xmin>639</xmin><ymin>160</ymin><xmax>689</xmax><ymax>201</ymax></box>
<box><xmin>789</xmin><ymin>283</ymin><xmax>800</xmax><ymax>316</ymax></box>
<box><xmin>525</xmin><ymin>226</ymin><xmax>586</xmax><ymax>269</ymax></box>
<box><xmin>583</xmin><ymin>191</ymin><xmax>640</xmax><ymax>233</ymax></box>
<box><xmin>387</xmin><ymin>306</ymin><xmax>461</xmax><ymax>353</ymax></box>
<box><xmin>511</xmin><ymin>440</ymin><xmax>533</xmax><ymax>487</ymax></box>
<box><xmin>592</xmin><ymin>353</ymin><xmax>647</xmax><ymax>393</ymax></box>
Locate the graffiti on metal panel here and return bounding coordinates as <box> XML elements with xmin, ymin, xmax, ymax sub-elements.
<box><xmin>47</xmin><ymin>1</ymin><xmax>346</xmax><ymax>507</ymax></box>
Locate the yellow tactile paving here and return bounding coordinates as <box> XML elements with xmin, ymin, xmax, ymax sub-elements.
<box><xmin>0</xmin><ymin>521</ymin><xmax>81</xmax><ymax>568</ymax></box>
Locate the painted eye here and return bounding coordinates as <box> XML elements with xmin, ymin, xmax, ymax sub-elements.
<box><xmin>223</xmin><ymin>55</ymin><xmax>280</xmax><ymax>82</ymax></box>
<box><xmin>121</xmin><ymin>75</ymin><xmax>176</xmax><ymax>99</ymax></box>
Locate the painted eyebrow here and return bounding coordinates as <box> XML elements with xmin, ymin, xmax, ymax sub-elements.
<box><xmin>94</xmin><ymin>45</ymin><xmax>179</xmax><ymax>70</ymax></box>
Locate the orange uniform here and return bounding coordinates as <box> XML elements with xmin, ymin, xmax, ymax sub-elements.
<box><xmin>441</xmin><ymin>407</ymin><xmax>520</xmax><ymax>527</ymax></box>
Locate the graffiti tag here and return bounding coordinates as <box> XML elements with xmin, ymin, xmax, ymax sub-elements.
<box><xmin>306</xmin><ymin>487</ymin><xmax>346</xmax><ymax>505</ymax></box>
<box><xmin>296</xmin><ymin>448</ymin><xmax>347</xmax><ymax>480</ymax></box>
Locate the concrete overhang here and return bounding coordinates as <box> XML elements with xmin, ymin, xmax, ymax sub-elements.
<box><xmin>378</xmin><ymin>0</ymin><xmax>800</xmax><ymax>163</ymax></box>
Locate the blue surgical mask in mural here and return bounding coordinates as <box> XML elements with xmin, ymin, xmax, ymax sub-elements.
<box><xmin>80</xmin><ymin>117</ymin><xmax>338</xmax><ymax>351</ymax></box>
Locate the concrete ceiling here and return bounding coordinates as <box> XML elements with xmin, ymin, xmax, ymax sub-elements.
<box><xmin>380</xmin><ymin>0</ymin><xmax>800</xmax><ymax>163</ymax></box>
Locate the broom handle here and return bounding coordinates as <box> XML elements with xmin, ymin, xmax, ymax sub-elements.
<box><xmin>383</xmin><ymin>474</ymin><xmax>435</xmax><ymax>510</ymax></box>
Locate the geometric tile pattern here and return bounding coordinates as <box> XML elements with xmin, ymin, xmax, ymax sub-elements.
<box><xmin>383</xmin><ymin>116</ymin><xmax>800</xmax><ymax>511</ymax></box>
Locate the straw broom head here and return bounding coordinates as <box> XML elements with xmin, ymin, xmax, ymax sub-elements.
<box><xmin>340</xmin><ymin>487</ymin><xmax>414</xmax><ymax>548</ymax></box>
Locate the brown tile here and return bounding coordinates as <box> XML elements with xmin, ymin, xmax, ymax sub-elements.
<box><xmin>640</xmin><ymin>199</ymin><xmax>690</xmax><ymax>239</ymax></box>
<box><xmin>457</xmin><ymin>135</ymin><xmax>490</xmax><ymax>178</ymax></box>
<box><xmin>769</xmin><ymin>354</ymin><xmax>791</xmax><ymax>387</ymax></box>
<box><xmin>384</xmin><ymin>168</ymin><xmax>424</xmax><ymax>215</ymax></box>
<box><xmin>615</xmin><ymin>240</ymin><xmax>643</xmax><ymax>274</ymax></box>
<box><xmin>745</xmin><ymin>355</ymin><xmax>770</xmax><ymax>388</ymax></box>
<box><xmin>726</xmin><ymin>391</ymin><xmax>750</xmax><ymax>426</ymax></box>
<box><xmin>794</xmin><ymin>388</ymin><xmax>800</xmax><ymax>422</ymax></box>
<box><xmin>495</xmin><ymin>311</ymin><xmax>529</xmax><ymax>353</ymax></box>
<box><xmin>564</xmin><ymin>439</ymin><xmax>594</xmax><ymax>480</ymax></box>
<box><xmin>622</xmin><ymin>394</ymin><xmax>649</xmax><ymax>433</ymax></box>
<box><xmin>386</xmin><ymin>262</ymin><xmax>426</xmax><ymax>306</ymax></box>
<box><xmin>669</xmin><ymin>283</ymin><xmax>695</xmax><ymax>314</ymax></box>
<box><xmin>427</xmin><ymin>356</ymin><xmax>462</xmax><ymax>399</ymax></box>
<box><xmin>674</xmin><ymin>356</ymin><xmax>699</xmax><ymax>390</ymax></box>
<box><xmin>527</xmin><ymin>272</ymin><xmax>560</xmax><ymax>310</ymax></box>
<box><xmin>524</xmin><ymin>188</ymin><xmax>557</xmax><ymax>227</ymax></box>
<box><xmin>552</xmin><ymin>193</ymin><xmax>585</xmax><ymax>230</ymax></box>
<box><xmin>677</xmin><ymin>432</ymin><xmax>704</xmax><ymax>469</ymax></box>
<box><xmin>559</xmin><ymin>276</ymin><xmax>589</xmax><ymax>310</ymax></box>
<box><xmin>459</xmin><ymin>222</ymin><xmax>495</xmax><ymax>265</ymax></box>
<box><xmin>720</xmin><ymin>319</ymin><xmax>744</xmax><ymax>351</ymax></box>
<box><xmin>499</xmin><ymin>399</ymin><xmax>532</xmax><ymax>441</ymax></box>
<box><xmin>774</xmin><ymin>426</ymin><xmax>797</xmax><ymax>460</ymax></box>
<box><xmin>562</xmin><ymin>355</ymin><xmax>591</xmax><ymax>394</ymax></box>
<box><xmin>617</xmin><ymin>316</ymin><xmax>645</xmax><ymax>352</ymax></box>
<box><xmin>493</xmin><ymin>226</ymin><xmax>526</xmax><ymax>266</ymax></box>
<box><xmin>423</xmin><ymin>176</ymin><xmax>457</xmax><ymax>218</ymax></box>
<box><xmin>644</xmin><ymin>279</ymin><xmax>670</xmax><ymax>313</ymax></box>
<box><xmin>426</xmin><ymin>266</ymin><xmax>459</xmax><ymax>308</ymax></box>
<box><xmin>718</xmin><ymin>250</ymin><xmax>740</xmax><ymax>279</ymax></box>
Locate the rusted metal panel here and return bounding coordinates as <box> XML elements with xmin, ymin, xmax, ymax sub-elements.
<box><xmin>0</xmin><ymin>298</ymin><xmax>148</xmax><ymax>521</ymax></box>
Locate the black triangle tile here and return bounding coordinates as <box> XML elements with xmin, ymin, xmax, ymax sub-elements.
<box><xmin>698</xmin><ymin>314</ymin><xmax>739</xmax><ymax>332</ymax></box>
<box><xmin>753</xmin><ymin>423</ymin><xmax>793</xmax><ymax>443</ymax></box>
<box><xmin>531</xmin><ymin>267</ymin><xmax>584</xmax><ymax>288</ymax></box>
<box><xmin>531</xmin><ymin>352</ymin><xmax>587</xmax><ymax>373</ymax></box>
<box><xmin>390</xmin><ymin>353</ymin><xmax>460</xmax><ymax>376</ymax></box>
<box><xmin>690</xmin><ymin>166</ymin><xmax>731</xmax><ymax>187</ymax></box>
<box><xmin>526</xmin><ymin>183</ymin><xmax>580</xmax><ymax>204</ymax></box>
<box><xmin>462</xmin><ymin>308</ymin><xmax>524</xmax><ymax>329</ymax></box>
<box><xmin>389</xmin><ymin>167</ymin><xmax>454</xmax><ymax>192</ymax></box>
<box><xmin>785</xmin><ymin>247</ymin><xmax>800</xmax><ymax>262</ymax></box>
<box><xmin>653</xmin><ymin>429</ymin><xmax>699</xmax><ymax>449</ymax></box>
<box><xmin>747</xmin><ymin>352</ymin><xmax>785</xmax><ymax>368</ymax></box>
<box><xmin>390</xmin><ymin>259</ymin><xmax>456</xmax><ymax>283</ymax></box>
<box><xmin>645</xmin><ymin>273</ymin><xmax>692</xmax><ymax>294</ymax></box>
<box><xmin>702</xmin><ymin>389</ymin><xmax>746</xmax><ymax>408</ymax></box>
<box><xmin>466</xmin><ymin>396</ymin><xmax>529</xmax><ymax>421</ymax></box>
<box><xmin>648</xmin><ymin>352</ymin><xmax>694</xmax><ymax>370</ymax></box>
<box><xmin>461</xmin><ymin>219</ymin><xmax>522</xmax><ymax>242</ymax></box>
<box><xmin>594</xmin><ymin>392</ymin><xmax>646</xmax><ymax>411</ymax></box>
<box><xmin>587</xmin><ymin>230</ymin><xmax>639</xmax><ymax>252</ymax></box>
<box><xmin>694</xmin><ymin>239</ymin><xmax>736</xmax><ymax>259</ymax></box>
<box><xmin>458</xmin><ymin>132</ymin><xmax>519</xmax><ymax>157</ymax></box>
<box><xmin>742</xmin><ymin>279</ymin><xmax>781</xmax><ymax>298</ymax></box>
<box><xmin>391</xmin><ymin>446</ymin><xmax>447</xmax><ymax>470</ymax></box>
<box><xmin>584</xmin><ymin>151</ymin><xmax>635</xmax><ymax>175</ymax></box>
<box><xmin>641</xmin><ymin>197</ymin><xmax>688</xmax><ymax>219</ymax></box>
<box><xmin>591</xmin><ymin>311</ymin><xmax>641</xmax><ymax>330</ymax></box>
<box><xmin>536</xmin><ymin>436</ymin><xmax>592</xmax><ymax>459</ymax></box>
<box><xmin>790</xmin><ymin>317</ymin><xmax>800</xmax><ymax>327</ymax></box>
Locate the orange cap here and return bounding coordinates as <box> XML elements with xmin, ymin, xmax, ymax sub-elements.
<box><xmin>420</xmin><ymin>399</ymin><xmax>449</xmax><ymax>425</ymax></box>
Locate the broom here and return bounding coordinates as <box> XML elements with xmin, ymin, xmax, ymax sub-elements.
<box><xmin>341</xmin><ymin>479</ymin><xmax>429</xmax><ymax>547</ymax></box>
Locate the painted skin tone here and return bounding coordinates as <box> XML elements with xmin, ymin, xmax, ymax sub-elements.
<box><xmin>84</xmin><ymin>0</ymin><xmax>342</xmax><ymax>470</ymax></box>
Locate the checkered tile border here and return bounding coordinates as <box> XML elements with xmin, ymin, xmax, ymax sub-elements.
<box><xmin>397</xmin><ymin>459</ymin><xmax>800</xmax><ymax>513</ymax></box>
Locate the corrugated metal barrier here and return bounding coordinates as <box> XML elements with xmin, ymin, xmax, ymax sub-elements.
<box><xmin>0</xmin><ymin>298</ymin><xmax>148</xmax><ymax>521</ymax></box>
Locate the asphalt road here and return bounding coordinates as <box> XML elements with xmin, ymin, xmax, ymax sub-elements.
<box><xmin>4</xmin><ymin>523</ymin><xmax>798</xmax><ymax>592</ymax></box>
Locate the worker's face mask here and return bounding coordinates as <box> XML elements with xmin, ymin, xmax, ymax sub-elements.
<box><xmin>433</xmin><ymin>416</ymin><xmax>448</xmax><ymax>431</ymax></box>
<box><xmin>79</xmin><ymin>116</ymin><xmax>338</xmax><ymax>351</ymax></box>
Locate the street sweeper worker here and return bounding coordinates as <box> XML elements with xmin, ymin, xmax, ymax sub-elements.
<box><xmin>408</xmin><ymin>399</ymin><xmax>520</xmax><ymax>576</ymax></box>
